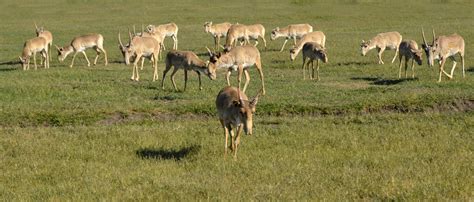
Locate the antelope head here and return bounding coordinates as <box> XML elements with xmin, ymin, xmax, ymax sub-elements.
<box><xmin>270</xmin><ymin>27</ymin><xmax>280</xmax><ymax>40</ymax></box>
<box><xmin>204</xmin><ymin>22</ymin><xmax>212</xmax><ymax>33</ymax></box>
<box><xmin>421</xmin><ymin>28</ymin><xmax>437</xmax><ymax>67</ymax></box>
<box><xmin>412</xmin><ymin>48</ymin><xmax>423</xmax><ymax>66</ymax></box>
<box><xmin>318</xmin><ymin>48</ymin><xmax>329</xmax><ymax>63</ymax></box>
<box><xmin>289</xmin><ymin>46</ymin><xmax>298</xmax><ymax>61</ymax></box>
<box><xmin>56</xmin><ymin>45</ymin><xmax>73</xmax><ymax>62</ymax></box>
<box><xmin>206</xmin><ymin>46</ymin><xmax>223</xmax><ymax>70</ymax></box>
<box><xmin>360</xmin><ymin>40</ymin><xmax>372</xmax><ymax>56</ymax></box>
<box><xmin>34</xmin><ymin>23</ymin><xmax>44</xmax><ymax>35</ymax></box>
<box><xmin>18</xmin><ymin>56</ymin><xmax>29</xmax><ymax>69</ymax></box>
<box><xmin>237</xmin><ymin>89</ymin><xmax>261</xmax><ymax>135</ymax></box>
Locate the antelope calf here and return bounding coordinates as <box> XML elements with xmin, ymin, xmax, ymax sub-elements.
<box><xmin>246</xmin><ymin>24</ymin><xmax>267</xmax><ymax>49</ymax></box>
<box><xmin>119</xmin><ymin>32</ymin><xmax>160</xmax><ymax>81</ymax></box>
<box><xmin>56</xmin><ymin>34</ymin><xmax>108</xmax><ymax>68</ymax></box>
<box><xmin>421</xmin><ymin>28</ymin><xmax>465</xmax><ymax>82</ymax></box>
<box><xmin>398</xmin><ymin>40</ymin><xmax>423</xmax><ymax>79</ymax></box>
<box><xmin>216</xmin><ymin>86</ymin><xmax>262</xmax><ymax>159</ymax></box>
<box><xmin>204</xmin><ymin>22</ymin><xmax>232</xmax><ymax>50</ymax></box>
<box><xmin>161</xmin><ymin>50</ymin><xmax>217</xmax><ymax>91</ymax></box>
<box><xmin>146</xmin><ymin>23</ymin><xmax>178</xmax><ymax>50</ymax></box>
<box><xmin>360</xmin><ymin>31</ymin><xmax>402</xmax><ymax>64</ymax></box>
<box><xmin>19</xmin><ymin>37</ymin><xmax>49</xmax><ymax>70</ymax></box>
<box><xmin>300</xmin><ymin>42</ymin><xmax>328</xmax><ymax>81</ymax></box>
<box><xmin>207</xmin><ymin>45</ymin><xmax>266</xmax><ymax>95</ymax></box>
<box><xmin>34</xmin><ymin>23</ymin><xmax>53</xmax><ymax>62</ymax></box>
<box><xmin>271</xmin><ymin>24</ymin><xmax>313</xmax><ymax>52</ymax></box>
<box><xmin>289</xmin><ymin>31</ymin><xmax>326</xmax><ymax>61</ymax></box>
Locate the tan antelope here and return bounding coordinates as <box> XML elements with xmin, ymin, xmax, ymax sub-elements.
<box><xmin>204</xmin><ymin>22</ymin><xmax>232</xmax><ymax>50</ymax></box>
<box><xmin>398</xmin><ymin>40</ymin><xmax>423</xmax><ymax>79</ymax></box>
<box><xmin>118</xmin><ymin>31</ymin><xmax>160</xmax><ymax>81</ymax></box>
<box><xmin>34</xmin><ymin>23</ymin><xmax>53</xmax><ymax>62</ymax></box>
<box><xmin>246</xmin><ymin>24</ymin><xmax>267</xmax><ymax>49</ymax></box>
<box><xmin>216</xmin><ymin>86</ymin><xmax>262</xmax><ymax>159</ymax></box>
<box><xmin>146</xmin><ymin>23</ymin><xmax>178</xmax><ymax>50</ymax></box>
<box><xmin>224</xmin><ymin>24</ymin><xmax>249</xmax><ymax>50</ymax></box>
<box><xmin>360</xmin><ymin>31</ymin><xmax>402</xmax><ymax>64</ymax></box>
<box><xmin>289</xmin><ymin>31</ymin><xmax>326</xmax><ymax>61</ymax></box>
<box><xmin>300</xmin><ymin>42</ymin><xmax>328</xmax><ymax>81</ymax></box>
<box><xmin>117</xmin><ymin>26</ymin><xmax>162</xmax><ymax>70</ymax></box>
<box><xmin>161</xmin><ymin>50</ymin><xmax>217</xmax><ymax>91</ymax></box>
<box><xmin>19</xmin><ymin>37</ymin><xmax>50</xmax><ymax>70</ymax></box>
<box><xmin>56</xmin><ymin>34</ymin><xmax>108</xmax><ymax>68</ymax></box>
<box><xmin>271</xmin><ymin>24</ymin><xmax>313</xmax><ymax>52</ymax></box>
<box><xmin>207</xmin><ymin>45</ymin><xmax>266</xmax><ymax>95</ymax></box>
<box><xmin>421</xmin><ymin>28</ymin><xmax>465</xmax><ymax>82</ymax></box>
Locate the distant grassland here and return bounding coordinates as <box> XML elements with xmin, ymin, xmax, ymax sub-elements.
<box><xmin>0</xmin><ymin>0</ymin><xmax>473</xmax><ymax>200</ymax></box>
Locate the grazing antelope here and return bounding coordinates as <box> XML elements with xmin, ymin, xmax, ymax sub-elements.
<box><xmin>421</xmin><ymin>28</ymin><xmax>465</xmax><ymax>82</ymax></box>
<box><xmin>207</xmin><ymin>45</ymin><xmax>266</xmax><ymax>95</ymax></box>
<box><xmin>19</xmin><ymin>37</ymin><xmax>49</xmax><ymax>70</ymax></box>
<box><xmin>360</xmin><ymin>31</ymin><xmax>402</xmax><ymax>64</ymax></box>
<box><xmin>300</xmin><ymin>42</ymin><xmax>328</xmax><ymax>81</ymax></box>
<box><xmin>289</xmin><ymin>31</ymin><xmax>326</xmax><ymax>61</ymax></box>
<box><xmin>246</xmin><ymin>24</ymin><xmax>267</xmax><ymax>49</ymax></box>
<box><xmin>224</xmin><ymin>24</ymin><xmax>249</xmax><ymax>49</ymax></box>
<box><xmin>146</xmin><ymin>23</ymin><xmax>178</xmax><ymax>50</ymax></box>
<box><xmin>271</xmin><ymin>24</ymin><xmax>313</xmax><ymax>52</ymax></box>
<box><xmin>204</xmin><ymin>22</ymin><xmax>232</xmax><ymax>50</ymax></box>
<box><xmin>118</xmin><ymin>31</ymin><xmax>160</xmax><ymax>81</ymax></box>
<box><xmin>56</xmin><ymin>34</ymin><xmax>108</xmax><ymax>68</ymax></box>
<box><xmin>34</xmin><ymin>23</ymin><xmax>53</xmax><ymax>62</ymax></box>
<box><xmin>216</xmin><ymin>86</ymin><xmax>262</xmax><ymax>159</ymax></box>
<box><xmin>161</xmin><ymin>50</ymin><xmax>217</xmax><ymax>91</ymax></box>
<box><xmin>398</xmin><ymin>40</ymin><xmax>423</xmax><ymax>78</ymax></box>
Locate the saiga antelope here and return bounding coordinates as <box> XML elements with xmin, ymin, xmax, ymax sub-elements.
<box><xmin>300</xmin><ymin>42</ymin><xmax>328</xmax><ymax>81</ymax></box>
<box><xmin>398</xmin><ymin>40</ymin><xmax>423</xmax><ymax>79</ymax></box>
<box><xmin>246</xmin><ymin>24</ymin><xmax>267</xmax><ymax>49</ymax></box>
<box><xmin>204</xmin><ymin>22</ymin><xmax>232</xmax><ymax>50</ymax></box>
<box><xmin>118</xmin><ymin>31</ymin><xmax>160</xmax><ymax>81</ymax></box>
<box><xmin>216</xmin><ymin>86</ymin><xmax>262</xmax><ymax>159</ymax></box>
<box><xmin>271</xmin><ymin>24</ymin><xmax>313</xmax><ymax>52</ymax></box>
<box><xmin>34</xmin><ymin>23</ymin><xmax>53</xmax><ymax>62</ymax></box>
<box><xmin>19</xmin><ymin>37</ymin><xmax>49</xmax><ymax>70</ymax></box>
<box><xmin>56</xmin><ymin>34</ymin><xmax>108</xmax><ymax>68</ymax></box>
<box><xmin>117</xmin><ymin>26</ymin><xmax>163</xmax><ymax>70</ymax></box>
<box><xmin>146</xmin><ymin>23</ymin><xmax>178</xmax><ymax>50</ymax></box>
<box><xmin>289</xmin><ymin>31</ymin><xmax>326</xmax><ymax>61</ymax></box>
<box><xmin>161</xmin><ymin>50</ymin><xmax>217</xmax><ymax>91</ymax></box>
<box><xmin>360</xmin><ymin>31</ymin><xmax>402</xmax><ymax>64</ymax></box>
<box><xmin>421</xmin><ymin>28</ymin><xmax>465</xmax><ymax>82</ymax></box>
<box><xmin>207</xmin><ymin>45</ymin><xmax>266</xmax><ymax>95</ymax></box>
<box><xmin>224</xmin><ymin>24</ymin><xmax>249</xmax><ymax>50</ymax></box>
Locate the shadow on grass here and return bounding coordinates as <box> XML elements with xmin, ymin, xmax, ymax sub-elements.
<box><xmin>467</xmin><ymin>67</ymin><xmax>474</xmax><ymax>72</ymax></box>
<box><xmin>136</xmin><ymin>145</ymin><xmax>200</xmax><ymax>161</ymax></box>
<box><xmin>336</xmin><ymin>61</ymin><xmax>372</xmax><ymax>66</ymax></box>
<box><xmin>351</xmin><ymin>77</ymin><xmax>418</xmax><ymax>86</ymax></box>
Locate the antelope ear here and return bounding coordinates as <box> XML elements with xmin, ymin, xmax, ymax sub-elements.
<box><xmin>361</xmin><ymin>40</ymin><xmax>365</xmax><ymax>43</ymax></box>
<box><xmin>276</xmin><ymin>27</ymin><xmax>280</xmax><ymax>31</ymax></box>
<box><xmin>205</xmin><ymin>60</ymin><xmax>210</xmax><ymax>66</ymax></box>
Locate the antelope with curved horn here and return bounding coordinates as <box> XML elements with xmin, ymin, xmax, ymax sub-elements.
<box><xmin>19</xmin><ymin>37</ymin><xmax>49</xmax><ymax>70</ymax></box>
<box><xmin>398</xmin><ymin>40</ymin><xmax>423</xmax><ymax>79</ymax></box>
<box><xmin>421</xmin><ymin>28</ymin><xmax>465</xmax><ymax>82</ymax></box>
<box><xmin>216</xmin><ymin>86</ymin><xmax>262</xmax><ymax>159</ymax></box>
<box><xmin>204</xmin><ymin>22</ymin><xmax>232</xmax><ymax>50</ymax></box>
<box><xmin>289</xmin><ymin>31</ymin><xmax>326</xmax><ymax>61</ymax></box>
<box><xmin>56</xmin><ymin>34</ymin><xmax>108</xmax><ymax>68</ymax></box>
<box><xmin>118</xmin><ymin>31</ymin><xmax>160</xmax><ymax>81</ymax></box>
<box><xmin>207</xmin><ymin>45</ymin><xmax>266</xmax><ymax>95</ymax></box>
<box><xmin>34</xmin><ymin>23</ymin><xmax>53</xmax><ymax>62</ymax></box>
<box><xmin>271</xmin><ymin>24</ymin><xmax>313</xmax><ymax>52</ymax></box>
<box><xmin>146</xmin><ymin>23</ymin><xmax>178</xmax><ymax>50</ymax></box>
<box><xmin>360</xmin><ymin>31</ymin><xmax>402</xmax><ymax>64</ymax></box>
<box><xmin>161</xmin><ymin>50</ymin><xmax>217</xmax><ymax>91</ymax></box>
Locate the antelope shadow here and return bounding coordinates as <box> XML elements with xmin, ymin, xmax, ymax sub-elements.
<box><xmin>351</xmin><ymin>76</ymin><xmax>417</xmax><ymax>85</ymax></box>
<box><xmin>136</xmin><ymin>145</ymin><xmax>200</xmax><ymax>161</ymax></box>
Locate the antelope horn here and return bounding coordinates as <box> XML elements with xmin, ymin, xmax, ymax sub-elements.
<box><xmin>55</xmin><ymin>45</ymin><xmax>60</xmax><ymax>50</ymax></box>
<box><xmin>421</xmin><ymin>27</ymin><xmax>428</xmax><ymax>46</ymax></box>
<box><xmin>141</xmin><ymin>24</ymin><xmax>144</xmax><ymax>34</ymax></box>
<box><xmin>34</xmin><ymin>22</ymin><xmax>38</xmax><ymax>30</ymax></box>
<box><xmin>205</xmin><ymin>46</ymin><xmax>213</xmax><ymax>56</ymax></box>
<box><xmin>118</xmin><ymin>31</ymin><xmax>124</xmax><ymax>49</ymax></box>
<box><xmin>128</xmin><ymin>28</ymin><xmax>132</xmax><ymax>43</ymax></box>
<box><xmin>133</xmin><ymin>25</ymin><xmax>137</xmax><ymax>36</ymax></box>
<box><xmin>432</xmin><ymin>28</ymin><xmax>436</xmax><ymax>44</ymax></box>
<box><xmin>238</xmin><ymin>88</ymin><xmax>245</xmax><ymax>107</ymax></box>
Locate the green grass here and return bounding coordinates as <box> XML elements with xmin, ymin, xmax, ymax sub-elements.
<box><xmin>0</xmin><ymin>0</ymin><xmax>473</xmax><ymax>200</ymax></box>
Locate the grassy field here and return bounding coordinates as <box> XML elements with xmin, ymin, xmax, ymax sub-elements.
<box><xmin>0</xmin><ymin>0</ymin><xmax>473</xmax><ymax>200</ymax></box>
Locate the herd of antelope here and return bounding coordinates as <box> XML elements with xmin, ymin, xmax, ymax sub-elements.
<box><xmin>18</xmin><ymin>22</ymin><xmax>466</xmax><ymax>159</ymax></box>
